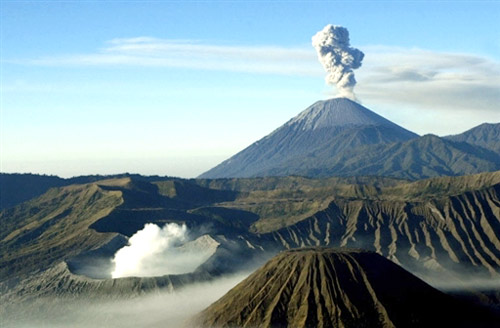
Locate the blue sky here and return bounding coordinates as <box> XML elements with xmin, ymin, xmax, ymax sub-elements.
<box><xmin>1</xmin><ymin>1</ymin><xmax>499</xmax><ymax>178</ymax></box>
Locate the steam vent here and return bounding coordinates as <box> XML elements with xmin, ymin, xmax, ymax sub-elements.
<box><xmin>193</xmin><ymin>247</ymin><xmax>497</xmax><ymax>328</ymax></box>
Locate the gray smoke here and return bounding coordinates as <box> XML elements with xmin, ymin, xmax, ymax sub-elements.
<box><xmin>312</xmin><ymin>24</ymin><xmax>364</xmax><ymax>100</ymax></box>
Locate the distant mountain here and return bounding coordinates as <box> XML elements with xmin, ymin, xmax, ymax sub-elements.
<box><xmin>0</xmin><ymin>173</ymin><xmax>67</xmax><ymax>210</ymax></box>
<box><xmin>0</xmin><ymin>173</ymin><xmax>175</xmax><ymax>210</ymax></box>
<box><xmin>194</xmin><ymin>248</ymin><xmax>498</xmax><ymax>328</ymax></box>
<box><xmin>200</xmin><ymin>99</ymin><xmax>500</xmax><ymax>180</ymax></box>
<box><xmin>199</xmin><ymin>98</ymin><xmax>418</xmax><ymax>178</ymax></box>
<box><xmin>445</xmin><ymin>123</ymin><xmax>500</xmax><ymax>155</ymax></box>
<box><xmin>298</xmin><ymin>134</ymin><xmax>500</xmax><ymax>180</ymax></box>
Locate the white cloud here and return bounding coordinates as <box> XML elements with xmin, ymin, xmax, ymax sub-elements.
<box><xmin>18</xmin><ymin>37</ymin><xmax>319</xmax><ymax>76</ymax></box>
<box><xmin>351</xmin><ymin>46</ymin><xmax>500</xmax><ymax>134</ymax></box>
<box><xmin>356</xmin><ymin>46</ymin><xmax>500</xmax><ymax>113</ymax></box>
<box><xmin>5</xmin><ymin>38</ymin><xmax>500</xmax><ymax>134</ymax></box>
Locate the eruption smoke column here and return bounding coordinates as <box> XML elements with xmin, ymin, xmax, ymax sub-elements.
<box><xmin>312</xmin><ymin>24</ymin><xmax>364</xmax><ymax>100</ymax></box>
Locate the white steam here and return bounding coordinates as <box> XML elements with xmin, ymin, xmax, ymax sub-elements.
<box><xmin>312</xmin><ymin>24</ymin><xmax>364</xmax><ymax>100</ymax></box>
<box><xmin>111</xmin><ymin>223</ymin><xmax>215</xmax><ymax>278</ymax></box>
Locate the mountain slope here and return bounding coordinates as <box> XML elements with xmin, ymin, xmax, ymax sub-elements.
<box><xmin>261</xmin><ymin>183</ymin><xmax>500</xmax><ymax>277</ymax></box>
<box><xmin>284</xmin><ymin>98</ymin><xmax>413</xmax><ymax>130</ymax></box>
<box><xmin>199</xmin><ymin>171</ymin><xmax>500</xmax><ymax>278</ymax></box>
<box><xmin>0</xmin><ymin>180</ymin><xmax>124</xmax><ymax>279</ymax></box>
<box><xmin>200</xmin><ymin>99</ymin><xmax>500</xmax><ymax>180</ymax></box>
<box><xmin>0</xmin><ymin>177</ymin><xmax>192</xmax><ymax>280</ymax></box>
<box><xmin>2</xmin><ymin>170</ymin><xmax>500</xmax><ymax>305</ymax></box>
<box><xmin>446</xmin><ymin>123</ymin><xmax>500</xmax><ymax>154</ymax></box>
<box><xmin>199</xmin><ymin>98</ymin><xmax>418</xmax><ymax>178</ymax></box>
<box><xmin>194</xmin><ymin>248</ymin><xmax>497</xmax><ymax>328</ymax></box>
<box><xmin>0</xmin><ymin>177</ymin><xmax>258</xmax><ymax>282</ymax></box>
<box><xmin>0</xmin><ymin>173</ymin><xmax>176</xmax><ymax>210</ymax></box>
<box><xmin>3</xmin><ymin>172</ymin><xmax>500</xmax><ymax>283</ymax></box>
<box><xmin>296</xmin><ymin>134</ymin><xmax>500</xmax><ymax>179</ymax></box>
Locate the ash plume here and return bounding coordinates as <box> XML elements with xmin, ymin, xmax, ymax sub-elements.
<box><xmin>312</xmin><ymin>24</ymin><xmax>364</xmax><ymax>100</ymax></box>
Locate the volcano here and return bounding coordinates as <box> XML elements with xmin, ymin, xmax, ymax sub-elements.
<box><xmin>200</xmin><ymin>98</ymin><xmax>500</xmax><ymax>180</ymax></box>
<box><xmin>193</xmin><ymin>248</ymin><xmax>498</xmax><ymax>328</ymax></box>
<box><xmin>199</xmin><ymin>98</ymin><xmax>417</xmax><ymax>178</ymax></box>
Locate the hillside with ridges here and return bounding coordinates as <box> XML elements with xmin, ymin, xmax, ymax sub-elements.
<box><xmin>446</xmin><ymin>123</ymin><xmax>500</xmax><ymax>154</ymax></box>
<box><xmin>260</xmin><ymin>184</ymin><xmax>500</xmax><ymax>277</ymax></box>
<box><xmin>194</xmin><ymin>248</ymin><xmax>498</xmax><ymax>328</ymax></box>
<box><xmin>2</xmin><ymin>172</ymin><xmax>500</xmax><ymax>291</ymax></box>
<box><xmin>0</xmin><ymin>173</ymin><xmax>176</xmax><ymax>210</ymax></box>
<box><xmin>0</xmin><ymin>177</ymin><xmax>256</xmax><ymax>282</ymax></box>
<box><xmin>0</xmin><ymin>181</ymin><xmax>124</xmax><ymax>279</ymax></box>
<box><xmin>197</xmin><ymin>171</ymin><xmax>500</xmax><ymax>278</ymax></box>
<box><xmin>260</xmin><ymin>134</ymin><xmax>500</xmax><ymax>179</ymax></box>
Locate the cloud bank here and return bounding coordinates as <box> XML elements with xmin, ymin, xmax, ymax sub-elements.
<box><xmin>2</xmin><ymin>273</ymin><xmax>250</xmax><ymax>328</ymax></box>
<box><xmin>357</xmin><ymin>46</ymin><xmax>499</xmax><ymax>111</ymax></box>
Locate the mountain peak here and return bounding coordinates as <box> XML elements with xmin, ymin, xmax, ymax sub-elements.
<box><xmin>286</xmin><ymin>97</ymin><xmax>399</xmax><ymax>131</ymax></box>
<box><xmin>445</xmin><ymin>122</ymin><xmax>500</xmax><ymax>155</ymax></box>
<box><xmin>194</xmin><ymin>247</ymin><xmax>486</xmax><ymax>328</ymax></box>
<box><xmin>199</xmin><ymin>98</ymin><xmax>419</xmax><ymax>179</ymax></box>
